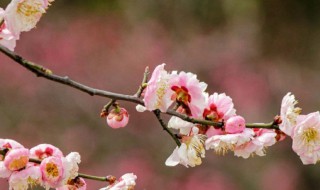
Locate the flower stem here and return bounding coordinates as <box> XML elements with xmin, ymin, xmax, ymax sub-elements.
<box><xmin>246</xmin><ymin>122</ymin><xmax>279</xmax><ymax>130</ymax></box>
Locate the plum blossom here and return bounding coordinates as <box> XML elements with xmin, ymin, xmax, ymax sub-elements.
<box><xmin>107</xmin><ymin>107</ymin><xmax>129</xmax><ymax>129</ymax></box>
<box><xmin>168</xmin><ymin>106</ymin><xmax>195</xmax><ymax>135</ymax></box>
<box><xmin>234</xmin><ymin>129</ymin><xmax>277</xmax><ymax>158</ymax></box>
<box><xmin>166</xmin><ymin>127</ymin><xmax>206</xmax><ymax>167</ymax></box>
<box><xmin>4</xmin><ymin>148</ymin><xmax>29</xmax><ymax>171</ymax></box>
<box><xmin>100</xmin><ymin>173</ymin><xmax>137</xmax><ymax>190</ymax></box>
<box><xmin>203</xmin><ymin>93</ymin><xmax>236</xmax><ymax>123</ymax></box>
<box><xmin>0</xmin><ymin>138</ymin><xmax>24</xmax><ymax>150</ymax></box>
<box><xmin>143</xmin><ymin>64</ymin><xmax>174</xmax><ymax>112</ymax></box>
<box><xmin>4</xmin><ymin>0</ymin><xmax>53</xmax><ymax>37</ymax></box>
<box><xmin>279</xmin><ymin>92</ymin><xmax>301</xmax><ymax>136</ymax></box>
<box><xmin>292</xmin><ymin>112</ymin><xmax>320</xmax><ymax>164</ymax></box>
<box><xmin>170</xmin><ymin>71</ymin><xmax>207</xmax><ymax>117</ymax></box>
<box><xmin>60</xmin><ymin>152</ymin><xmax>81</xmax><ymax>185</ymax></box>
<box><xmin>30</xmin><ymin>144</ymin><xmax>63</xmax><ymax>160</ymax></box>
<box><xmin>40</xmin><ymin>156</ymin><xmax>65</xmax><ymax>189</ymax></box>
<box><xmin>224</xmin><ymin>115</ymin><xmax>246</xmax><ymax>134</ymax></box>
<box><xmin>8</xmin><ymin>166</ymin><xmax>42</xmax><ymax>190</ymax></box>
<box><xmin>206</xmin><ymin>128</ymin><xmax>254</xmax><ymax>155</ymax></box>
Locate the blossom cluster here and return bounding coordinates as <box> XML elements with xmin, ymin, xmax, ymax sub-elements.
<box><xmin>138</xmin><ymin>64</ymin><xmax>320</xmax><ymax>167</ymax></box>
<box><xmin>0</xmin><ymin>138</ymin><xmax>137</xmax><ymax>190</ymax></box>
<box><xmin>0</xmin><ymin>139</ymin><xmax>85</xmax><ymax>190</ymax></box>
<box><xmin>0</xmin><ymin>0</ymin><xmax>54</xmax><ymax>51</ymax></box>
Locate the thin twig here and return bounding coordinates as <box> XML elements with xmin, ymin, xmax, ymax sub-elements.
<box><xmin>153</xmin><ymin>110</ymin><xmax>181</xmax><ymax>146</ymax></box>
<box><xmin>134</xmin><ymin>66</ymin><xmax>149</xmax><ymax>98</ymax></box>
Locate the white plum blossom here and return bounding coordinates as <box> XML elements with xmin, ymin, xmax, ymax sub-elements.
<box><xmin>279</xmin><ymin>92</ymin><xmax>301</xmax><ymax>136</ymax></box>
<box><xmin>292</xmin><ymin>112</ymin><xmax>320</xmax><ymax>165</ymax></box>
<box><xmin>205</xmin><ymin>128</ymin><xmax>254</xmax><ymax>155</ymax></box>
<box><xmin>166</xmin><ymin>127</ymin><xmax>206</xmax><ymax>167</ymax></box>
<box><xmin>234</xmin><ymin>129</ymin><xmax>277</xmax><ymax>158</ymax></box>
<box><xmin>4</xmin><ymin>0</ymin><xmax>53</xmax><ymax>37</ymax></box>
<box><xmin>8</xmin><ymin>166</ymin><xmax>42</xmax><ymax>190</ymax></box>
<box><xmin>167</xmin><ymin>116</ymin><xmax>194</xmax><ymax>135</ymax></box>
<box><xmin>100</xmin><ymin>173</ymin><xmax>137</xmax><ymax>190</ymax></box>
<box><xmin>61</xmin><ymin>152</ymin><xmax>81</xmax><ymax>185</ymax></box>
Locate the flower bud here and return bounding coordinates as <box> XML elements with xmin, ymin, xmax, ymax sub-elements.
<box><xmin>225</xmin><ymin>115</ymin><xmax>246</xmax><ymax>134</ymax></box>
<box><xmin>107</xmin><ymin>108</ymin><xmax>129</xmax><ymax>129</ymax></box>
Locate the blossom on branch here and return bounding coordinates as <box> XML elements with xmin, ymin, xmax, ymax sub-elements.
<box><xmin>279</xmin><ymin>92</ymin><xmax>301</xmax><ymax>136</ymax></box>
<box><xmin>143</xmin><ymin>63</ymin><xmax>174</xmax><ymax>112</ymax></box>
<box><xmin>170</xmin><ymin>71</ymin><xmax>207</xmax><ymax>116</ymax></box>
<box><xmin>205</xmin><ymin>128</ymin><xmax>254</xmax><ymax>155</ymax></box>
<box><xmin>30</xmin><ymin>144</ymin><xmax>64</xmax><ymax>160</ymax></box>
<box><xmin>292</xmin><ymin>112</ymin><xmax>320</xmax><ymax>164</ymax></box>
<box><xmin>234</xmin><ymin>129</ymin><xmax>277</xmax><ymax>158</ymax></box>
<box><xmin>100</xmin><ymin>173</ymin><xmax>137</xmax><ymax>190</ymax></box>
<box><xmin>8</xmin><ymin>165</ymin><xmax>42</xmax><ymax>190</ymax></box>
<box><xmin>166</xmin><ymin>127</ymin><xmax>206</xmax><ymax>167</ymax></box>
<box><xmin>203</xmin><ymin>93</ymin><xmax>236</xmax><ymax>123</ymax></box>
<box><xmin>4</xmin><ymin>0</ymin><xmax>54</xmax><ymax>37</ymax></box>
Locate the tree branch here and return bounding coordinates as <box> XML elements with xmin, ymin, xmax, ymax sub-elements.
<box><xmin>0</xmin><ymin>44</ymin><xmax>280</xmax><ymax>131</ymax></box>
<box><xmin>153</xmin><ymin>110</ymin><xmax>181</xmax><ymax>146</ymax></box>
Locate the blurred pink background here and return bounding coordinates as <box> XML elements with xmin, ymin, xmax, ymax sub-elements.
<box><xmin>1</xmin><ymin>1</ymin><xmax>320</xmax><ymax>189</ymax></box>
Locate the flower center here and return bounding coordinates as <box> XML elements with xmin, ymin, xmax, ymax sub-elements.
<box><xmin>155</xmin><ymin>79</ymin><xmax>168</xmax><ymax>108</ymax></box>
<box><xmin>9</xmin><ymin>156</ymin><xmax>28</xmax><ymax>170</ymax></box>
<box><xmin>46</xmin><ymin>163</ymin><xmax>59</xmax><ymax>178</ymax></box>
<box><xmin>302</xmin><ymin>127</ymin><xmax>318</xmax><ymax>144</ymax></box>
<box><xmin>171</xmin><ymin>86</ymin><xmax>191</xmax><ymax>105</ymax></box>
<box><xmin>17</xmin><ymin>0</ymin><xmax>44</xmax><ymax>17</ymax></box>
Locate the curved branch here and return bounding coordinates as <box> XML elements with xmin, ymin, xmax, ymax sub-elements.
<box><xmin>0</xmin><ymin>44</ymin><xmax>280</xmax><ymax>131</ymax></box>
<box><xmin>0</xmin><ymin>45</ymin><xmax>143</xmax><ymax>105</ymax></box>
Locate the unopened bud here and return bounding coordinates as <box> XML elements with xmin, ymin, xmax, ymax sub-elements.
<box><xmin>106</xmin><ymin>108</ymin><xmax>129</xmax><ymax>129</ymax></box>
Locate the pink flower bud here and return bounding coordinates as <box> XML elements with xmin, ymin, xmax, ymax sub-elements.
<box><xmin>225</xmin><ymin>115</ymin><xmax>246</xmax><ymax>134</ymax></box>
<box><xmin>107</xmin><ymin>108</ymin><xmax>129</xmax><ymax>129</ymax></box>
<box><xmin>4</xmin><ymin>148</ymin><xmax>29</xmax><ymax>171</ymax></box>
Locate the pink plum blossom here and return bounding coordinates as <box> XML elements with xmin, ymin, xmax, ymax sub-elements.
<box><xmin>224</xmin><ymin>115</ymin><xmax>246</xmax><ymax>134</ymax></box>
<box><xmin>4</xmin><ymin>0</ymin><xmax>53</xmax><ymax>37</ymax></box>
<box><xmin>30</xmin><ymin>144</ymin><xmax>64</xmax><ymax>160</ymax></box>
<box><xmin>107</xmin><ymin>107</ymin><xmax>129</xmax><ymax>129</ymax></box>
<box><xmin>143</xmin><ymin>64</ymin><xmax>174</xmax><ymax>112</ymax></box>
<box><xmin>166</xmin><ymin>127</ymin><xmax>206</xmax><ymax>167</ymax></box>
<box><xmin>170</xmin><ymin>71</ymin><xmax>207</xmax><ymax>117</ymax></box>
<box><xmin>203</xmin><ymin>93</ymin><xmax>236</xmax><ymax>122</ymax></box>
<box><xmin>0</xmin><ymin>138</ymin><xmax>24</xmax><ymax>150</ymax></box>
<box><xmin>292</xmin><ymin>112</ymin><xmax>320</xmax><ymax>164</ymax></box>
<box><xmin>4</xmin><ymin>148</ymin><xmax>29</xmax><ymax>171</ymax></box>
<box><xmin>205</xmin><ymin>128</ymin><xmax>254</xmax><ymax>155</ymax></box>
<box><xmin>56</xmin><ymin>177</ymin><xmax>87</xmax><ymax>190</ymax></box>
<box><xmin>40</xmin><ymin>156</ymin><xmax>64</xmax><ymax>188</ymax></box>
<box><xmin>9</xmin><ymin>166</ymin><xmax>42</xmax><ymax>190</ymax></box>
<box><xmin>100</xmin><ymin>173</ymin><xmax>137</xmax><ymax>190</ymax></box>
<box><xmin>279</xmin><ymin>92</ymin><xmax>301</xmax><ymax>136</ymax></box>
<box><xmin>234</xmin><ymin>129</ymin><xmax>277</xmax><ymax>158</ymax></box>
